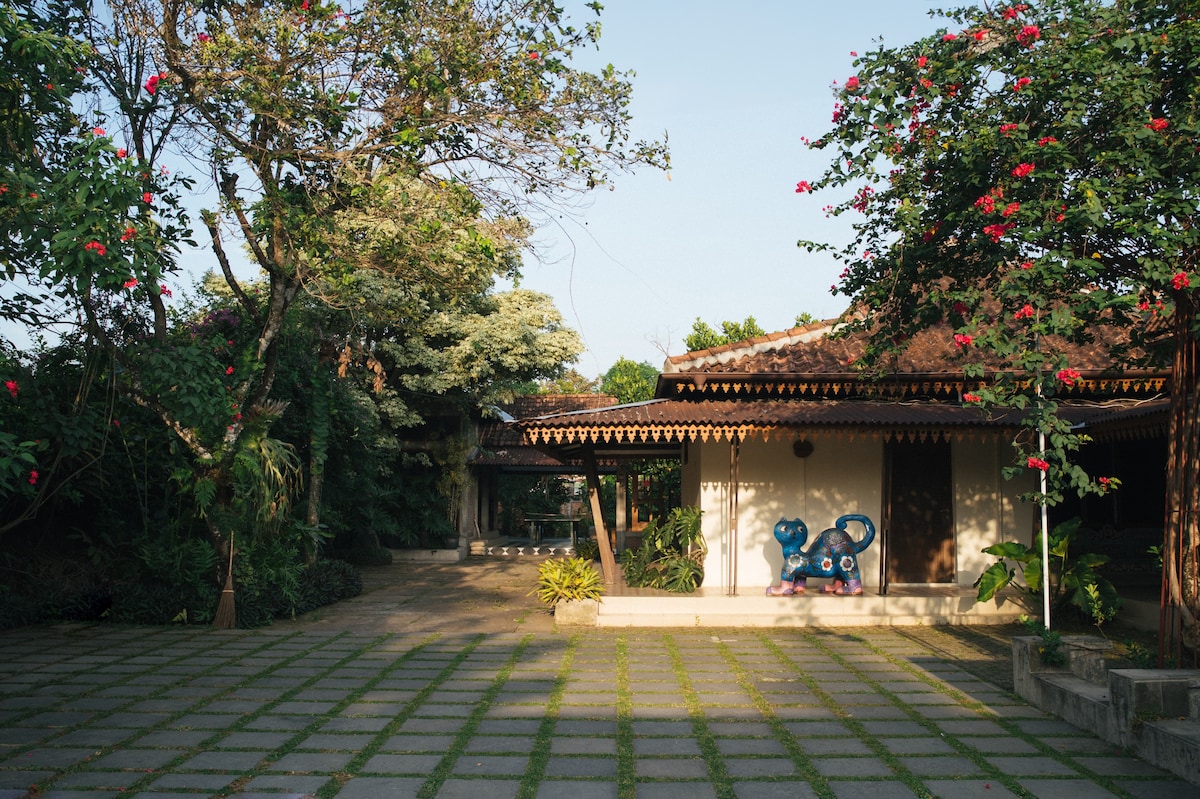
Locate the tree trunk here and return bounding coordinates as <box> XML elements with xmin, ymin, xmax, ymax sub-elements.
<box><xmin>1161</xmin><ymin>298</ymin><xmax>1200</xmax><ymax>666</ymax></box>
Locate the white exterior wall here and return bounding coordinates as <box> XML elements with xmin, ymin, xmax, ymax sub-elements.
<box><xmin>693</xmin><ymin>434</ymin><xmax>883</xmax><ymax>592</ymax></box>
<box><xmin>687</xmin><ymin>433</ymin><xmax>1037</xmax><ymax>592</ymax></box>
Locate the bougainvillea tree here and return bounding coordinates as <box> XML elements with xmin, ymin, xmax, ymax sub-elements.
<box><xmin>798</xmin><ymin>0</ymin><xmax>1198</xmax><ymax>657</ymax></box>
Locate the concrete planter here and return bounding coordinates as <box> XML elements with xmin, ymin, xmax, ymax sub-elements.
<box><xmin>554</xmin><ymin>598</ymin><xmax>599</xmax><ymax>626</ymax></box>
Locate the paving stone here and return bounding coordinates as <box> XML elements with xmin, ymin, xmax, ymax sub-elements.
<box><xmin>146</xmin><ymin>772</ymin><xmax>239</xmax><ymax>791</ymax></box>
<box><xmin>1115</xmin><ymin>779</ymin><xmax>1200</xmax><ymax>799</ymax></box>
<box><xmin>634</xmin><ymin>758</ymin><xmax>709</xmax><ymax>778</ymax></box>
<box><xmin>463</xmin><ymin>736</ymin><xmax>528</xmax><ymax>753</ymax></box>
<box><xmin>960</xmin><ymin>736</ymin><xmax>1038</xmax><ymax>754</ymax></box>
<box><xmin>396</xmin><ymin>718</ymin><xmax>465</xmax><ymax>734</ymax></box>
<box><xmin>1075</xmin><ymin>756</ymin><xmax>1173</xmax><ymax>777</ymax></box>
<box><xmin>796</xmin><ymin>738</ymin><xmax>872</xmax><ymax>756</ymax></box>
<box><xmin>333</xmin><ymin>776</ymin><xmax>426</xmax><ymax>797</ymax></box>
<box><xmin>708</xmin><ymin>721</ymin><xmax>774</xmax><ymax>737</ymax></box>
<box><xmin>1014</xmin><ymin>779</ymin><xmax>1120</xmax><ymax>799</ymax></box>
<box><xmin>635</xmin><ymin>784</ymin><xmax>717</xmax><ymax>799</ymax></box>
<box><xmin>534</xmin><ymin>781</ymin><xmax>618</xmax><ymax>799</ymax></box>
<box><xmin>897</xmin><ymin>755</ymin><xmax>983</xmax><ymax>776</ymax></box>
<box><xmin>89</xmin><ymin>748</ymin><xmax>187</xmax><ymax>770</ymax></box>
<box><xmin>170</xmin><ymin>713</ymin><xmax>243</xmax><ymax>729</ymax></box>
<box><xmin>984</xmin><ymin>756</ymin><xmax>1080</xmax><ymax>776</ymax></box>
<box><xmin>732</xmin><ymin>783</ymin><xmax>819</xmax><ymax>799</ymax></box>
<box><xmin>1038</xmin><ymin>736</ymin><xmax>1119</xmax><ymax>754</ymax></box>
<box><xmin>52</xmin><ymin>728</ymin><xmax>137</xmax><ymax>747</ymax></box>
<box><xmin>244</xmin><ymin>715</ymin><xmax>312</xmax><ymax>731</ymax></box>
<box><xmin>298</xmin><ymin>732</ymin><xmax>378</xmax><ymax>751</ymax></box>
<box><xmin>555</xmin><ymin>720</ymin><xmax>617</xmax><ymax>735</ymax></box>
<box><xmin>921</xmin><ymin>779</ymin><xmax>1020</xmax><ymax>798</ymax></box>
<box><xmin>319</xmin><ymin>716</ymin><xmax>390</xmax><ymax>732</ymax></box>
<box><xmin>475</xmin><ymin>719</ymin><xmax>541</xmax><ymax>734</ymax></box>
<box><xmin>432</xmin><ymin>778</ymin><xmax>519</xmax><ymax>799</ymax></box>
<box><xmin>176</xmin><ymin>750</ymin><xmax>264</xmax><ymax>771</ymax></box>
<box><xmin>451</xmin><ymin>755</ymin><xmax>527</xmax><ymax>775</ymax></box>
<box><xmin>4</xmin><ymin>748</ymin><xmax>97</xmax><ymax>769</ymax></box>
<box><xmin>723</xmin><ymin>758</ymin><xmax>797</xmax><ymax>777</ymax></box>
<box><xmin>715</xmin><ymin>738</ymin><xmax>786</xmax><ymax>756</ymax></box>
<box><xmin>544</xmin><ymin>756</ymin><xmax>618</xmax><ymax>777</ymax></box>
<box><xmin>827</xmin><ymin>781</ymin><xmax>919</xmax><ymax>799</ymax></box>
<box><xmin>242</xmin><ymin>774</ymin><xmax>330</xmax><ymax>793</ymax></box>
<box><xmin>812</xmin><ymin>757</ymin><xmax>894</xmax><ymax>777</ymax></box>
<box><xmin>216</xmin><ymin>731</ymin><xmax>294</xmax><ymax>749</ymax></box>
<box><xmin>360</xmin><ymin>753</ymin><xmax>443</xmax><ymax>774</ymax></box>
<box><xmin>783</xmin><ymin>721</ymin><xmax>853</xmax><ymax>736</ymax></box>
<box><xmin>878</xmin><ymin>737</ymin><xmax>956</xmax><ymax>755</ymax></box>
<box><xmin>268</xmin><ymin>751</ymin><xmax>355</xmax><ymax>772</ymax></box>
<box><xmin>630</xmin><ymin>720</ymin><xmax>694</xmax><ymax>736</ymax></box>
<box><xmin>378</xmin><ymin>734</ymin><xmax>456</xmax><ymax>752</ymax></box>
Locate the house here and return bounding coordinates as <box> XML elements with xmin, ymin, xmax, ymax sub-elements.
<box><xmin>516</xmin><ymin>318</ymin><xmax>1168</xmax><ymax>605</ymax></box>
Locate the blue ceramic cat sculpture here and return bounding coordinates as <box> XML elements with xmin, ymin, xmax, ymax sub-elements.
<box><xmin>766</xmin><ymin>513</ymin><xmax>876</xmax><ymax>596</ymax></box>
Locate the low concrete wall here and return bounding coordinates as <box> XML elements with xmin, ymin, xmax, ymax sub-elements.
<box><xmin>389</xmin><ymin>545</ymin><xmax>466</xmax><ymax>562</ymax></box>
<box><xmin>1013</xmin><ymin>635</ymin><xmax>1200</xmax><ymax>787</ymax></box>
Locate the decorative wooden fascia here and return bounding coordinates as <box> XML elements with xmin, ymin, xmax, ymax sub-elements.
<box><xmin>523</xmin><ymin>423</ymin><xmax>1015</xmax><ymax>448</ymax></box>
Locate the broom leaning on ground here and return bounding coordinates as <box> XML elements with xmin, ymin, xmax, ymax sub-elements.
<box><xmin>213</xmin><ymin>531</ymin><xmax>235</xmax><ymax>628</ymax></box>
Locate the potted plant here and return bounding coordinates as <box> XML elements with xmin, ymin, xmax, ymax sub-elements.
<box><xmin>531</xmin><ymin>557</ymin><xmax>604</xmax><ymax>624</ymax></box>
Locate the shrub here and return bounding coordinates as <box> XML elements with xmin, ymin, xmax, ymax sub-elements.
<box><xmin>532</xmin><ymin>557</ymin><xmax>604</xmax><ymax>605</ymax></box>
<box><xmin>619</xmin><ymin>506</ymin><xmax>706</xmax><ymax>593</ymax></box>
<box><xmin>294</xmin><ymin>559</ymin><xmax>363</xmax><ymax>615</ymax></box>
<box><xmin>574</xmin><ymin>537</ymin><xmax>599</xmax><ymax>561</ymax></box>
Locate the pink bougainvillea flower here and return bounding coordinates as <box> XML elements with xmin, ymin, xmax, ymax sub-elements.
<box><xmin>1017</xmin><ymin>25</ymin><xmax>1040</xmax><ymax>45</ymax></box>
<box><xmin>160</xmin><ymin>285</ymin><xmax>172</xmax><ymax>297</ymax></box>
<box><xmin>120</xmin><ymin>226</ymin><xmax>136</xmax><ymax>242</ymax></box>
<box><xmin>5</xmin><ymin>379</ymin><xmax>17</xmax><ymax>398</ymax></box>
<box><xmin>1011</xmin><ymin>162</ymin><xmax>1035</xmax><ymax>178</ymax></box>
<box><xmin>1057</xmin><ymin>368</ymin><xmax>1082</xmax><ymax>386</ymax></box>
<box><xmin>1172</xmin><ymin>271</ymin><xmax>1190</xmax><ymax>290</ymax></box>
<box><xmin>1027</xmin><ymin>457</ymin><xmax>1050</xmax><ymax>472</ymax></box>
<box><xmin>1146</xmin><ymin>118</ymin><xmax>1169</xmax><ymax>131</ymax></box>
<box><xmin>1013</xmin><ymin>303</ymin><xmax>1034</xmax><ymax>319</ymax></box>
<box><xmin>795</xmin><ymin>180</ymin><xmax>811</xmax><ymax>193</ymax></box>
<box><xmin>28</xmin><ymin>470</ymin><xmax>38</xmax><ymax>485</ymax></box>
<box><xmin>144</xmin><ymin>74</ymin><xmax>160</xmax><ymax>94</ymax></box>
<box><xmin>963</xmin><ymin>392</ymin><xmax>981</xmax><ymax>403</ymax></box>
<box><xmin>845</xmin><ymin>76</ymin><xmax>860</xmax><ymax>91</ymax></box>
<box><xmin>1036</xmin><ymin>136</ymin><xmax>1057</xmax><ymax>146</ymax></box>
<box><xmin>953</xmin><ymin>333</ymin><xmax>973</xmax><ymax>348</ymax></box>
<box><xmin>84</xmin><ymin>240</ymin><xmax>107</xmax><ymax>255</ymax></box>
<box><xmin>1013</xmin><ymin>76</ymin><xmax>1031</xmax><ymax>91</ymax></box>
<box><xmin>197</xmin><ymin>33</ymin><xmax>211</xmax><ymax>43</ymax></box>
<box><xmin>123</xmin><ymin>277</ymin><xmax>138</xmax><ymax>289</ymax></box>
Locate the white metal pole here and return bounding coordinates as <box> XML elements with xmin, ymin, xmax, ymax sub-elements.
<box><xmin>1039</xmin><ymin>426</ymin><xmax>1051</xmax><ymax>630</ymax></box>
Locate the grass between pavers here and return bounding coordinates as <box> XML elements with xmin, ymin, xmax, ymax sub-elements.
<box><xmin>0</xmin><ymin>626</ymin><xmax>1188</xmax><ymax>799</ymax></box>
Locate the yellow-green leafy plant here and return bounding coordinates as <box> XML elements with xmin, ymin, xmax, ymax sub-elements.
<box><xmin>532</xmin><ymin>557</ymin><xmax>604</xmax><ymax>605</ymax></box>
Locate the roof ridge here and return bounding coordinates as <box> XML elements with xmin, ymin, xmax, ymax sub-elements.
<box><xmin>663</xmin><ymin>320</ymin><xmax>839</xmax><ymax>374</ymax></box>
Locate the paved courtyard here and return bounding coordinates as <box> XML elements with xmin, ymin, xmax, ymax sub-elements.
<box><xmin>0</xmin><ymin>620</ymin><xmax>1195</xmax><ymax>799</ymax></box>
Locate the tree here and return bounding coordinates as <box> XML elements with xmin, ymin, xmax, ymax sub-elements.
<box><xmin>601</xmin><ymin>357</ymin><xmax>658</xmax><ymax>404</ymax></box>
<box><xmin>684</xmin><ymin>316</ymin><xmax>767</xmax><ymax>352</ymax></box>
<box><xmin>798</xmin><ymin>0</ymin><xmax>1197</xmax><ymax>657</ymax></box>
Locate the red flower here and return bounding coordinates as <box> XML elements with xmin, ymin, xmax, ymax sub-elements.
<box><xmin>942</xmin><ymin>33</ymin><xmax>958</xmax><ymax>42</ymax></box>
<box><xmin>123</xmin><ymin>277</ymin><xmax>138</xmax><ymax>289</ymax></box>
<box><xmin>982</xmin><ymin>222</ymin><xmax>1015</xmax><ymax>242</ymax></box>
<box><xmin>5</xmin><ymin>379</ymin><xmax>17</xmax><ymax>398</ymax></box>
<box><xmin>953</xmin><ymin>333</ymin><xmax>973</xmax><ymax>348</ymax></box>
<box><xmin>1011</xmin><ymin>162</ymin><xmax>1035</xmax><ymax>178</ymax></box>
<box><xmin>197</xmin><ymin>33</ymin><xmax>212</xmax><ymax>43</ymax></box>
<box><xmin>795</xmin><ymin>180</ymin><xmax>811</xmax><ymax>193</ymax></box>
<box><xmin>1027</xmin><ymin>457</ymin><xmax>1049</xmax><ymax>472</ymax></box>
<box><xmin>84</xmin><ymin>240</ymin><xmax>107</xmax><ymax>256</ymax></box>
<box><xmin>28</xmin><ymin>470</ymin><xmax>38</xmax><ymax>485</ymax></box>
<box><xmin>1138</xmin><ymin>299</ymin><xmax>1151</xmax><ymax>311</ymax></box>
<box><xmin>1172</xmin><ymin>271</ymin><xmax>1190</xmax><ymax>290</ymax></box>
<box><xmin>528</xmin><ymin>50</ymin><xmax>540</xmax><ymax>60</ymax></box>
<box><xmin>225</xmin><ymin>366</ymin><xmax>234</xmax><ymax>375</ymax></box>
<box><xmin>963</xmin><ymin>392</ymin><xmax>981</xmax><ymax>403</ymax></box>
<box><xmin>116</xmin><ymin>147</ymin><xmax>127</xmax><ymax>158</ymax></box>
<box><xmin>1017</xmin><ymin>25</ymin><xmax>1040</xmax><ymax>45</ymax></box>
<box><xmin>1020</xmin><ymin>261</ymin><xmax>1033</xmax><ymax>270</ymax></box>
<box><xmin>917</xmin><ymin>56</ymin><xmax>928</xmax><ymax>68</ymax></box>
<box><xmin>1057</xmin><ymin>368</ymin><xmax>1082</xmax><ymax>386</ymax></box>
<box><xmin>120</xmin><ymin>226</ymin><xmax>136</xmax><ymax>242</ymax></box>
<box><xmin>1013</xmin><ymin>304</ymin><xmax>1034</xmax><ymax>319</ymax></box>
<box><xmin>91</xmin><ymin>126</ymin><xmax>105</xmax><ymax>136</ymax></box>
<box><xmin>1013</xmin><ymin>77</ymin><xmax>1031</xmax><ymax>92</ymax></box>
<box><xmin>1000</xmin><ymin>123</ymin><xmax>1018</xmax><ymax>136</ymax></box>
<box><xmin>1001</xmin><ymin>202</ymin><xmax>1020</xmax><ymax>217</ymax></box>
<box><xmin>974</xmin><ymin>194</ymin><xmax>996</xmax><ymax>214</ymax></box>
<box><xmin>1003</xmin><ymin>8</ymin><xmax>1018</xmax><ymax>19</ymax></box>
<box><xmin>1146</xmin><ymin>118</ymin><xmax>1168</xmax><ymax>132</ymax></box>
<box><xmin>145</xmin><ymin>74</ymin><xmax>160</xmax><ymax>95</ymax></box>
<box><xmin>160</xmin><ymin>285</ymin><xmax>172</xmax><ymax>297</ymax></box>
<box><xmin>142</xmin><ymin>192</ymin><xmax>153</xmax><ymax>204</ymax></box>
<box><xmin>1036</xmin><ymin>136</ymin><xmax>1057</xmax><ymax>147</ymax></box>
<box><xmin>845</xmin><ymin>76</ymin><xmax>860</xmax><ymax>91</ymax></box>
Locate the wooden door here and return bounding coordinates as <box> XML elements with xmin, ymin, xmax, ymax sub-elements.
<box><xmin>885</xmin><ymin>438</ymin><xmax>956</xmax><ymax>583</ymax></box>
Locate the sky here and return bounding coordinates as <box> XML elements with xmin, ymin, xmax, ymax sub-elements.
<box><xmin>505</xmin><ymin>0</ymin><xmax>956</xmax><ymax>378</ymax></box>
